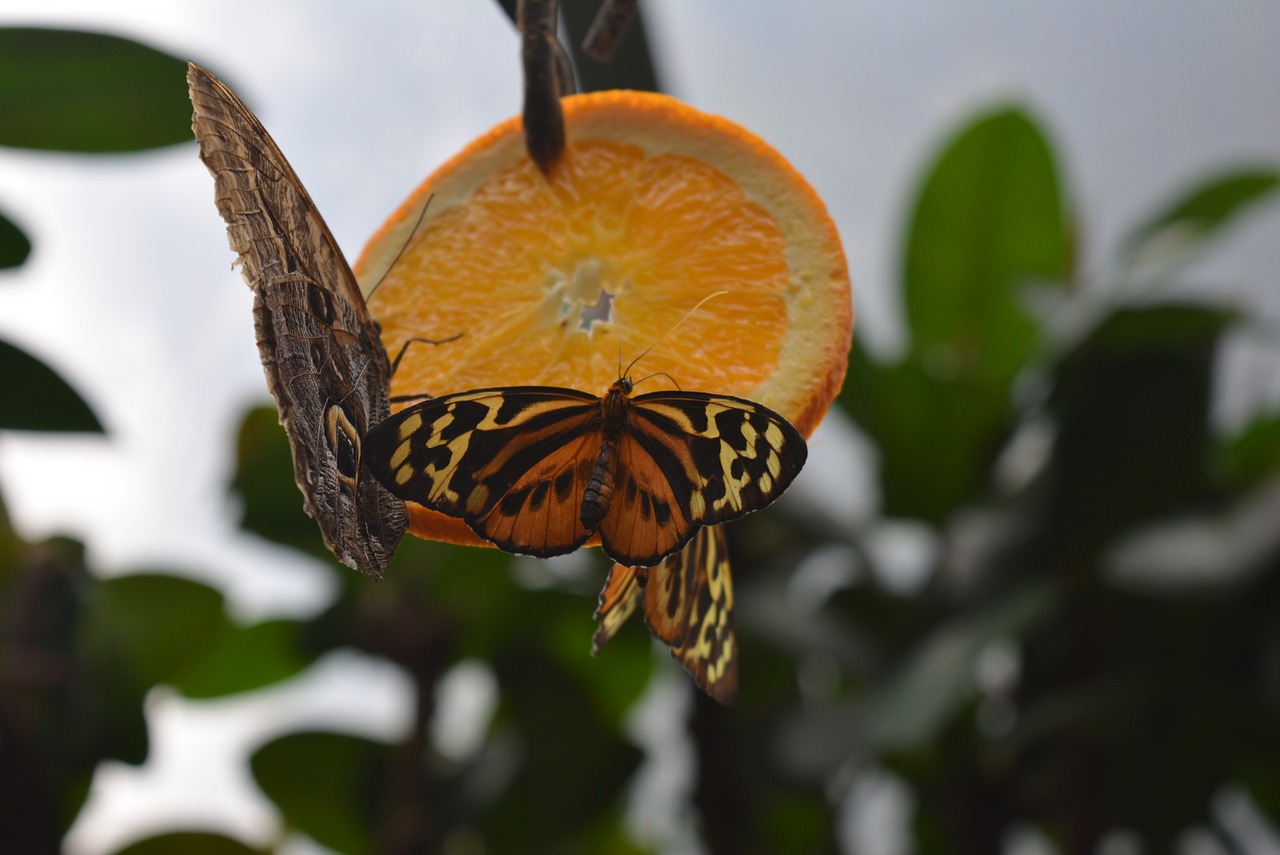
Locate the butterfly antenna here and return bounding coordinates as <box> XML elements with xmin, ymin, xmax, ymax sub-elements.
<box><xmin>631</xmin><ymin>370</ymin><xmax>682</xmax><ymax>391</ymax></box>
<box><xmin>386</xmin><ymin>332</ymin><xmax>462</xmax><ymax>405</ymax></box>
<box><xmin>367</xmin><ymin>194</ymin><xmax>433</xmax><ymax>303</ymax></box>
<box><xmin>390</xmin><ymin>332</ymin><xmax>463</xmax><ymax>377</ymax></box>
<box><xmin>620</xmin><ymin>290</ymin><xmax>727</xmax><ymax>379</ymax></box>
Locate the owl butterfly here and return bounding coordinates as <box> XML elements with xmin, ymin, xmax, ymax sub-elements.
<box><xmin>187</xmin><ymin>63</ymin><xmax>406</xmax><ymax>577</ymax></box>
<box><xmin>593</xmin><ymin>524</ymin><xmax>737</xmax><ymax>703</ymax></box>
<box><xmin>363</xmin><ymin>374</ymin><xmax>807</xmax><ymax>568</ymax></box>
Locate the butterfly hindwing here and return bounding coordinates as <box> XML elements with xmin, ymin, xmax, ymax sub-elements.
<box><xmin>592</xmin><ymin>564</ymin><xmax>644</xmax><ymax>653</ymax></box>
<box><xmin>592</xmin><ymin>524</ymin><xmax>737</xmax><ymax>703</ymax></box>
<box><xmin>189</xmin><ymin>63</ymin><xmax>407</xmax><ymax>577</ymax></box>
<box><xmin>663</xmin><ymin>523</ymin><xmax>736</xmax><ymax>704</ymax></box>
<box><xmin>363</xmin><ymin>387</ymin><xmax>603</xmax><ymax>557</ymax></box>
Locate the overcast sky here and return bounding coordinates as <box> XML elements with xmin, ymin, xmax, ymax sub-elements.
<box><xmin>0</xmin><ymin>3</ymin><xmax>1277</xmax><ymax>852</ymax></box>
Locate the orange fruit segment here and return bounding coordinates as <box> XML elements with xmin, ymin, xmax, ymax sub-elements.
<box><xmin>353</xmin><ymin>90</ymin><xmax>852</xmax><ymax>549</ymax></box>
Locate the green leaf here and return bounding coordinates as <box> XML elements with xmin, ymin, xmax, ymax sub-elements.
<box><xmin>1047</xmin><ymin>304</ymin><xmax>1235</xmax><ymax>551</ymax></box>
<box><xmin>175</xmin><ymin>619</ymin><xmax>311</xmax><ymax>699</ymax></box>
<box><xmin>232</xmin><ymin>405</ymin><xmax>325</xmax><ymax>557</ymax></box>
<box><xmin>904</xmin><ymin>105</ymin><xmax>1070</xmax><ymax>388</ymax></box>
<box><xmin>110</xmin><ymin>832</ymin><xmax>268</xmax><ymax>855</ymax></box>
<box><xmin>841</xmin><ymin>341</ymin><xmax>1008</xmax><ymax>521</ymax></box>
<box><xmin>0</xmin><ymin>337</ymin><xmax>104</xmax><ymax>432</ymax></box>
<box><xmin>545</xmin><ymin>587</ymin><xmax>653</xmax><ymax>726</ymax></box>
<box><xmin>483</xmin><ymin>645</ymin><xmax>644</xmax><ymax>850</ymax></box>
<box><xmin>1219</xmin><ymin>410</ymin><xmax>1280</xmax><ymax>493</ymax></box>
<box><xmin>0</xmin><ymin>27</ymin><xmax>194</xmax><ymax>152</ymax></box>
<box><xmin>251</xmin><ymin>732</ymin><xmax>386</xmax><ymax>855</ymax></box>
<box><xmin>843</xmin><ymin>107</ymin><xmax>1071</xmax><ymax>522</ymax></box>
<box><xmin>1122</xmin><ymin>168</ymin><xmax>1280</xmax><ymax>268</ymax></box>
<box><xmin>0</xmin><ymin>205</ymin><xmax>31</xmax><ymax>269</ymax></box>
<box><xmin>866</xmin><ymin>584</ymin><xmax>1055</xmax><ymax>751</ymax></box>
<box><xmin>90</xmin><ymin>574</ymin><xmax>227</xmax><ymax>687</ymax></box>
<box><xmin>0</xmin><ymin>537</ymin><xmax>151</xmax><ymax>848</ymax></box>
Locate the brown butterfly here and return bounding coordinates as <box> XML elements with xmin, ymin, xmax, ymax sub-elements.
<box><xmin>362</xmin><ymin>376</ymin><xmax>806</xmax><ymax>567</ymax></box>
<box><xmin>593</xmin><ymin>523</ymin><xmax>737</xmax><ymax>703</ymax></box>
<box><xmin>188</xmin><ymin>63</ymin><xmax>406</xmax><ymax>577</ymax></box>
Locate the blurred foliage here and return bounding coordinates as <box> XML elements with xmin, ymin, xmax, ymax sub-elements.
<box><xmin>0</xmin><ymin>337</ymin><xmax>104</xmax><ymax>432</ymax></box>
<box><xmin>1</xmin><ymin>14</ymin><xmax>1279</xmax><ymax>855</ymax></box>
<box><xmin>0</xmin><ymin>27</ymin><xmax>195</xmax><ymax>152</ymax></box>
<box><xmin>0</xmin><ymin>203</ymin><xmax>31</xmax><ymax>269</ymax></box>
<box><xmin>842</xmin><ymin>107</ymin><xmax>1071</xmax><ymax>522</ymax></box>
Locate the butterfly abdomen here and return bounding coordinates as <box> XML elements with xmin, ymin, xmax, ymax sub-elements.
<box><xmin>580</xmin><ymin>438</ymin><xmax>617</xmax><ymax>527</ymax></box>
<box><xmin>581</xmin><ymin>381</ymin><xmax>632</xmax><ymax>527</ymax></box>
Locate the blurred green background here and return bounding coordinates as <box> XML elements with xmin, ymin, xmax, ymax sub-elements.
<box><xmin>2</xmin><ymin>4</ymin><xmax>1280</xmax><ymax>855</ymax></box>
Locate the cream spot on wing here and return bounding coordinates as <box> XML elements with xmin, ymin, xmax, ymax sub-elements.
<box><xmin>466</xmin><ymin>484</ymin><xmax>489</xmax><ymax>514</ymax></box>
<box><xmin>473</xmin><ymin>398</ymin><xmax>507</xmax><ymax>430</ymax></box>
<box><xmin>390</xmin><ymin>440</ymin><xmax>411</xmax><ymax>469</ymax></box>
<box><xmin>397</xmin><ymin>412</ymin><xmax>423</xmax><ymax>440</ymax></box>
<box><xmin>714</xmin><ymin>442</ymin><xmax>750</xmax><ymax>513</ymax></box>
<box><xmin>765</xmin><ymin>422</ymin><xmax>785</xmax><ymax>449</ymax></box>
<box><xmin>425</xmin><ymin>411</ymin><xmax>454</xmax><ymax>447</ymax></box>
<box><xmin>395</xmin><ymin>463</ymin><xmax>414</xmax><ymax>486</ymax></box>
<box><xmin>426</xmin><ymin>432</ymin><xmax>473</xmax><ymax>503</ymax></box>
<box><xmin>767</xmin><ymin>450</ymin><xmax>782</xmax><ymax>478</ymax></box>
<box><xmin>699</xmin><ymin>403</ymin><xmax>728</xmax><ymax>438</ymax></box>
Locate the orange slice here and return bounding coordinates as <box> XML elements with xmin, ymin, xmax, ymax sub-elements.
<box><xmin>353</xmin><ymin>90</ymin><xmax>852</xmax><ymax>548</ymax></box>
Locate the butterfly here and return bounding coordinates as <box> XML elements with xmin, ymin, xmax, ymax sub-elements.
<box><xmin>187</xmin><ymin>63</ymin><xmax>407</xmax><ymax>577</ymax></box>
<box><xmin>362</xmin><ymin>376</ymin><xmax>807</xmax><ymax>567</ymax></box>
<box><xmin>593</xmin><ymin>523</ymin><xmax>738</xmax><ymax>703</ymax></box>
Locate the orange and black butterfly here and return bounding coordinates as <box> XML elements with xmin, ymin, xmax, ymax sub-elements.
<box><xmin>363</xmin><ymin>377</ymin><xmax>807</xmax><ymax>567</ymax></box>
<box><xmin>593</xmin><ymin>524</ymin><xmax>738</xmax><ymax>703</ymax></box>
<box><xmin>188</xmin><ymin>63</ymin><xmax>406</xmax><ymax>577</ymax></box>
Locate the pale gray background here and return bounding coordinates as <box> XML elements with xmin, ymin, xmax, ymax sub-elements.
<box><xmin>0</xmin><ymin>3</ymin><xmax>1277</xmax><ymax>853</ymax></box>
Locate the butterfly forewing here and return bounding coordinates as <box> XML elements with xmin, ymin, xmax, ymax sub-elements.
<box><xmin>363</xmin><ymin>387</ymin><xmax>604</xmax><ymax>557</ymax></box>
<box><xmin>626</xmin><ymin>391</ymin><xmax>808</xmax><ymax>525</ymax></box>
<box><xmin>189</xmin><ymin>63</ymin><xmax>407</xmax><ymax>577</ymax></box>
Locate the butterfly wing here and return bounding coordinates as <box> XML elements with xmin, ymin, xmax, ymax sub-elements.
<box><xmin>364</xmin><ymin>387</ymin><xmax>603</xmax><ymax>557</ymax></box>
<box><xmin>189</xmin><ymin>63</ymin><xmax>406</xmax><ymax>577</ymax></box>
<box><xmin>591</xmin><ymin>564</ymin><xmax>644</xmax><ymax>653</ymax></box>
<box><xmin>598</xmin><ymin>414</ymin><xmax>695</xmax><ymax>565</ymax></box>
<box><xmin>592</xmin><ymin>525</ymin><xmax>737</xmax><ymax>703</ymax></box>
<box><xmin>661</xmin><ymin>524</ymin><xmax>736</xmax><ymax>704</ymax></box>
<box><xmin>596</xmin><ymin>391</ymin><xmax>807</xmax><ymax>566</ymax></box>
<box><xmin>188</xmin><ymin>64</ymin><xmax>368</xmax><ymax>312</ymax></box>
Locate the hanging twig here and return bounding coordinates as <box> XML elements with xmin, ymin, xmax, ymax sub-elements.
<box><xmin>518</xmin><ymin>0</ymin><xmax>572</xmax><ymax>174</ymax></box>
<box><xmin>581</xmin><ymin>0</ymin><xmax>637</xmax><ymax>61</ymax></box>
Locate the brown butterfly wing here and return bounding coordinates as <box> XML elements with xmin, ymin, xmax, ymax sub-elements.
<box><xmin>187</xmin><ymin>64</ymin><xmax>367</xmax><ymax>312</ymax></box>
<box><xmin>363</xmin><ymin>387</ymin><xmax>603</xmax><ymax>557</ymax></box>
<box><xmin>189</xmin><ymin>63</ymin><xmax>406</xmax><ymax>576</ymax></box>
